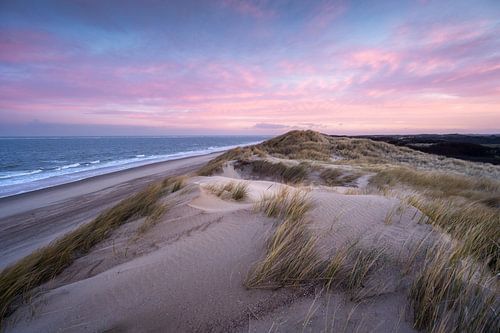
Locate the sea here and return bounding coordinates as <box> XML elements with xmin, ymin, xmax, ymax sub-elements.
<box><xmin>0</xmin><ymin>136</ymin><xmax>267</xmax><ymax>198</ymax></box>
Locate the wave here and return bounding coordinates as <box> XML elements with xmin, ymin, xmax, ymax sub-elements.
<box><xmin>0</xmin><ymin>139</ymin><xmax>264</xmax><ymax>198</ymax></box>
<box><xmin>0</xmin><ymin>169</ymin><xmax>43</xmax><ymax>180</ymax></box>
<box><xmin>56</xmin><ymin>163</ymin><xmax>81</xmax><ymax>170</ymax></box>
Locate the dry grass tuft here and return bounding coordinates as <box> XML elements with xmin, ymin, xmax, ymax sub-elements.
<box><xmin>256</xmin><ymin>188</ymin><xmax>312</xmax><ymax>222</ymax></box>
<box><xmin>407</xmin><ymin>196</ymin><xmax>500</xmax><ymax>273</ymax></box>
<box><xmin>206</xmin><ymin>181</ymin><xmax>249</xmax><ymax>201</ymax></box>
<box><xmin>370</xmin><ymin>166</ymin><xmax>499</xmax><ymax>202</ymax></box>
<box><xmin>320</xmin><ymin>168</ymin><xmax>360</xmax><ymax>186</ymax></box>
<box><xmin>236</xmin><ymin>159</ymin><xmax>308</xmax><ymax>184</ymax></box>
<box><xmin>231</xmin><ymin>182</ymin><xmax>248</xmax><ymax>201</ymax></box>
<box><xmin>344</xmin><ymin>247</ymin><xmax>385</xmax><ymax>292</ymax></box>
<box><xmin>257</xmin><ymin>130</ymin><xmax>333</xmax><ymax>161</ymax></box>
<box><xmin>0</xmin><ymin>176</ymin><xmax>183</xmax><ymax>322</ymax></box>
<box><xmin>245</xmin><ymin>217</ymin><xmax>321</xmax><ymax>288</ymax></box>
<box><xmin>137</xmin><ymin>203</ymin><xmax>168</xmax><ymax>234</ymax></box>
<box><xmin>409</xmin><ymin>243</ymin><xmax>499</xmax><ymax>332</ymax></box>
<box><xmin>247</xmin><ymin>188</ymin><xmax>319</xmax><ymax>288</ymax></box>
<box><xmin>197</xmin><ymin>147</ymin><xmax>250</xmax><ymax>176</ymax></box>
<box><xmin>248</xmin><ymin>189</ymin><xmax>387</xmax><ymax>297</ymax></box>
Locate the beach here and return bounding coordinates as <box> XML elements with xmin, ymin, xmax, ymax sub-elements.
<box><xmin>1</xmin><ymin>131</ymin><xmax>498</xmax><ymax>332</ymax></box>
<box><xmin>0</xmin><ymin>152</ymin><xmax>219</xmax><ymax>269</ymax></box>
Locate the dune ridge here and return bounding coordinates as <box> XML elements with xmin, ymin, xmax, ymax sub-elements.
<box><xmin>1</xmin><ymin>130</ymin><xmax>498</xmax><ymax>332</ymax></box>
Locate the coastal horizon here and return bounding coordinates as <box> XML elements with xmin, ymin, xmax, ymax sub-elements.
<box><xmin>1</xmin><ymin>1</ymin><xmax>499</xmax><ymax>332</ymax></box>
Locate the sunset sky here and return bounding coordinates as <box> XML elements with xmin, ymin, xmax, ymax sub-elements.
<box><xmin>1</xmin><ymin>0</ymin><xmax>499</xmax><ymax>136</ymax></box>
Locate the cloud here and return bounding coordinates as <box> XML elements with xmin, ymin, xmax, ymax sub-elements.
<box><xmin>252</xmin><ymin>123</ymin><xmax>290</xmax><ymax>129</ymax></box>
<box><xmin>1</xmin><ymin>0</ymin><xmax>499</xmax><ymax>134</ymax></box>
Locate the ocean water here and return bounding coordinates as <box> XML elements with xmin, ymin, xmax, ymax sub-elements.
<box><xmin>0</xmin><ymin>136</ymin><xmax>266</xmax><ymax>198</ymax></box>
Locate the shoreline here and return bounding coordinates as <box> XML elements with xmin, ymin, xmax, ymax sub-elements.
<box><xmin>0</xmin><ymin>152</ymin><xmax>220</xmax><ymax>269</ymax></box>
<box><xmin>0</xmin><ymin>139</ymin><xmax>265</xmax><ymax>199</ymax></box>
<box><xmin>0</xmin><ymin>151</ymin><xmax>220</xmax><ymax>219</ymax></box>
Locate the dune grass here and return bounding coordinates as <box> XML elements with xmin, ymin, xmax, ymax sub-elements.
<box><xmin>257</xmin><ymin>130</ymin><xmax>333</xmax><ymax>161</ymax></box>
<box><xmin>320</xmin><ymin>168</ymin><xmax>360</xmax><ymax>186</ymax></box>
<box><xmin>236</xmin><ymin>159</ymin><xmax>308</xmax><ymax>184</ymax></box>
<box><xmin>370</xmin><ymin>166</ymin><xmax>499</xmax><ymax>202</ymax></box>
<box><xmin>137</xmin><ymin>203</ymin><xmax>168</xmax><ymax>234</ymax></box>
<box><xmin>256</xmin><ymin>187</ymin><xmax>312</xmax><ymax>222</ymax></box>
<box><xmin>248</xmin><ymin>188</ymin><xmax>387</xmax><ymax>297</ymax></box>
<box><xmin>206</xmin><ymin>181</ymin><xmax>249</xmax><ymax>201</ymax></box>
<box><xmin>245</xmin><ymin>216</ymin><xmax>321</xmax><ymax>288</ymax></box>
<box><xmin>197</xmin><ymin>147</ymin><xmax>250</xmax><ymax>176</ymax></box>
<box><xmin>369</xmin><ymin>166</ymin><xmax>500</xmax><ymax>273</ymax></box>
<box><xmin>0</xmin><ymin>176</ymin><xmax>184</xmax><ymax>322</ymax></box>
<box><xmin>409</xmin><ymin>242</ymin><xmax>498</xmax><ymax>332</ymax></box>
<box><xmin>246</xmin><ymin>188</ymin><xmax>319</xmax><ymax>288</ymax></box>
<box><xmin>257</xmin><ymin>130</ymin><xmax>500</xmax><ymax>179</ymax></box>
<box><xmin>407</xmin><ymin>196</ymin><xmax>500</xmax><ymax>273</ymax></box>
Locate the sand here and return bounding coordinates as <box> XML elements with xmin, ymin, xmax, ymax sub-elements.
<box><xmin>4</xmin><ymin>170</ymin><xmax>434</xmax><ymax>332</ymax></box>
<box><xmin>0</xmin><ymin>153</ymin><xmax>219</xmax><ymax>269</ymax></box>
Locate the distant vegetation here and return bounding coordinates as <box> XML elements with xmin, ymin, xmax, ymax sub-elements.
<box><xmin>347</xmin><ymin>134</ymin><xmax>500</xmax><ymax>165</ymax></box>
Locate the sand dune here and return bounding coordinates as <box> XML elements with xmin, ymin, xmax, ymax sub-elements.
<box><xmin>5</xmin><ymin>176</ymin><xmax>430</xmax><ymax>332</ymax></box>
<box><xmin>2</xmin><ymin>131</ymin><xmax>498</xmax><ymax>332</ymax></box>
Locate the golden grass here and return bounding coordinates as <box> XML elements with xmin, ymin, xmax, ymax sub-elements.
<box><xmin>344</xmin><ymin>247</ymin><xmax>385</xmax><ymax>292</ymax></box>
<box><xmin>137</xmin><ymin>203</ymin><xmax>167</xmax><ymax>234</ymax></box>
<box><xmin>236</xmin><ymin>159</ymin><xmax>308</xmax><ymax>184</ymax></box>
<box><xmin>409</xmin><ymin>242</ymin><xmax>498</xmax><ymax>332</ymax></box>
<box><xmin>197</xmin><ymin>147</ymin><xmax>250</xmax><ymax>176</ymax></box>
<box><xmin>198</xmin><ymin>130</ymin><xmax>500</xmax><ymax>180</ymax></box>
<box><xmin>245</xmin><ymin>217</ymin><xmax>321</xmax><ymax>288</ymax></box>
<box><xmin>407</xmin><ymin>196</ymin><xmax>500</xmax><ymax>273</ymax></box>
<box><xmin>248</xmin><ymin>188</ymin><xmax>387</xmax><ymax>297</ymax></box>
<box><xmin>0</xmin><ymin>176</ymin><xmax>184</xmax><ymax>322</ymax></box>
<box><xmin>206</xmin><ymin>181</ymin><xmax>249</xmax><ymax>201</ymax></box>
<box><xmin>370</xmin><ymin>166</ymin><xmax>499</xmax><ymax>201</ymax></box>
<box><xmin>363</xmin><ymin>160</ymin><xmax>500</xmax><ymax>331</ymax></box>
<box><xmin>320</xmin><ymin>168</ymin><xmax>360</xmax><ymax>186</ymax></box>
<box><xmin>257</xmin><ymin>130</ymin><xmax>333</xmax><ymax>161</ymax></box>
<box><xmin>256</xmin><ymin>188</ymin><xmax>312</xmax><ymax>222</ymax></box>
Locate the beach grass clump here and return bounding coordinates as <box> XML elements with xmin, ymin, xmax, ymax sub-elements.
<box><xmin>320</xmin><ymin>168</ymin><xmax>360</xmax><ymax>186</ymax></box>
<box><xmin>246</xmin><ymin>188</ymin><xmax>319</xmax><ymax>287</ymax></box>
<box><xmin>370</xmin><ymin>166</ymin><xmax>499</xmax><ymax>202</ymax></box>
<box><xmin>231</xmin><ymin>182</ymin><xmax>248</xmax><ymax>201</ymax></box>
<box><xmin>245</xmin><ymin>217</ymin><xmax>321</xmax><ymax>288</ymax></box>
<box><xmin>197</xmin><ymin>147</ymin><xmax>250</xmax><ymax>176</ymax></box>
<box><xmin>256</xmin><ymin>188</ymin><xmax>312</xmax><ymax>222</ymax></box>
<box><xmin>344</xmin><ymin>247</ymin><xmax>385</xmax><ymax>292</ymax></box>
<box><xmin>407</xmin><ymin>196</ymin><xmax>500</xmax><ymax>273</ymax></box>
<box><xmin>257</xmin><ymin>130</ymin><xmax>333</xmax><ymax>161</ymax></box>
<box><xmin>137</xmin><ymin>203</ymin><xmax>168</xmax><ymax>234</ymax></box>
<box><xmin>0</xmin><ymin>176</ymin><xmax>182</xmax><ymax>322</ymax></box>
<box><xmin>409</xmin><ymin>243</ymin><xmax>499</xmax><ymax>332</ymax></box>
<box><xmin>166</xmin><ymin>176</ymin><xmax>185</xmax><ymax>193</ymax></box>
<box><xmin>236</xmin><ymin>159</ymin><xmax>308</xmax><ymax>184</ymax></box>
<box><xmin>249</xmin><ymin>189</ymin><xmax>394</xmax><ymax>298</ymax></box>
<box><xmin>206</xmin><ymin>181</ymin><xmax>248</xmax><ymax>201</ymax></box>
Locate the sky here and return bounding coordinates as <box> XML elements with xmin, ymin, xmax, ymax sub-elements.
<box><xmin>0</xmin><ymin>0</ymin><xmax>499</xmax><ymax>136</ymax></box>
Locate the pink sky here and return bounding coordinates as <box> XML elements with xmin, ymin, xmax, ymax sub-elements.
<box><xmin>0</xmin><ymin>0</ymin><xmax>499</xmax><ymax>135</ymax></box>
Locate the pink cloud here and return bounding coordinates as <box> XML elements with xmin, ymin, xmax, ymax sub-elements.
<box><xmin>1</xmin><ymin>13</ymin><xmax>499</xmax><ymax>134</ymax></box>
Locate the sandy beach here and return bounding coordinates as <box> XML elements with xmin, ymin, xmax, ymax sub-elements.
<box><xmin>1</xmin><ymin>131</ymin><xmax>498</xmax><ymax>332</ymax></box>
<box><xmin>0</xmin><ymin>152</ymin><xmax>219</xmax><ymax>269</ymax></box>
